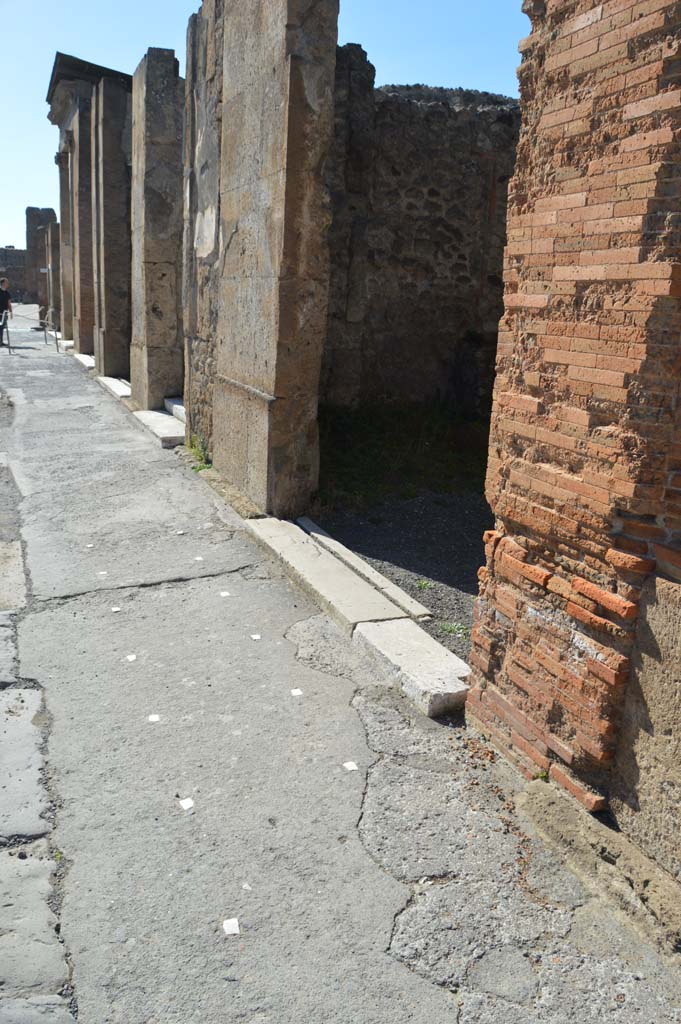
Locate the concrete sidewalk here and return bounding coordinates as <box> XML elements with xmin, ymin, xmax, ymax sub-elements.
<box><xmin>1</xmin><ymin>313</ymin><xmax>680</xmax><ymax>1023</ymax></box>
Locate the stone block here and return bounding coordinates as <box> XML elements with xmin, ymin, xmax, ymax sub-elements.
<box><xmin>164</xmin><ymin>397</ymin><xmax>185</xmax><ymax>423</ymax></box>
<box><xmin>0</xmin><ymin>542</ymin><xmax>26</xmax><ymax>612</ymax></box>
<box><xmin>354</xmin><ymin>619</ymin><xmax>470</xmax><ymax>717</ymax></box>
<box><xmin>96</xmin><ymin>376</ymin><xmax>131</xmax><ymax>401</ymax></box>
<box><xmin>0</xmin><ymin>690</ymin><xmax>48</xmax><ymax>841</ymax></box>
<box><xmin>246</xmin><ymin>518</ymin><xmax>406</xmax><ymax>633</ymax></box>
<box><xmin>0</xmin><ymin>997</ymin><xmax>74</xmax><ymax>1023</ymax></box>
<box><xmin>0</xmin><ymin>842</ymin><xmax>67</xmax><ymax>998</ymax></box>
<box><xmin>132</xmin><ymin>410</ymin><xmax>185</xmax><ymax>448</ymax></box>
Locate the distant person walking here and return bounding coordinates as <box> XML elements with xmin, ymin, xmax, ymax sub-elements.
<box><xmin>0</xmin><ymin>278</ymin><xmax>12</xmax><ymax>346</ymax></box>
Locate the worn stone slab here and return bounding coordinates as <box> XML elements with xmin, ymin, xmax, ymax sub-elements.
<box><xmin>0</xmin><ymin>997</ymin><xmax>73</xmax><ymax>1023</ymax></box>
<box><xmin>354</xmin><ymin>619</ymin><xmax>470</xmax><ymax>717</ymax></box>
<box><xmin>96</xmin><ymin>376</ymin><xmax>131</xmax><ymax>400</ymax></box>
<box><xmin>0</xmin><ymin>623</ymin><xmax>16</xmax><ymax>683</ymax></box>
<box><xmin>247</xmin><ymin>518</ymin><xmax>407</xmax><ymax>633</ymax></box>
<box><xmin>298</xmin><ymin>517</ymin><xmax>432</xmax><ymax>622</ymax></box>
<box><xmin>0</xmin><ymin>842</ymin><xmax>67</xmax><ymax>998</ymax></box>
<box><xmin>72</xmin><ymin>353</ymin><xmax>93</xmax><ymax>368</ymax></box>
<box><xmin>132</xmin><ymin>409</ymin><xmax>184</xmax><ymax>448</ymax></box>
<box><xmin>0</xmin><ymin>691</ymin><xmax>48</xmax><ymax>841</ymax></box>
<box><xmin>164</xmin><ymin>397</ymin><xmax>186</xmax><ymax>424</ymax></box>
<box><xmin>0</xmin><ymin>542</ymin><xmax>26</xmax><ymax>611</ymax></box>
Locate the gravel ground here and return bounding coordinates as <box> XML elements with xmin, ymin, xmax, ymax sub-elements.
<box><xmin>320</xmin><ymin>489</ymin><xmax>493</xmax><ymax>662</ymax></box>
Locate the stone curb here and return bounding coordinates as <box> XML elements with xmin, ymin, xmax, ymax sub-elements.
<box><xmin>246</xmin><ymin>517</ymin><xmax>470</xmax><ymax>718</ymax></box>
<box><xmin>297</xmin><ymin>517</ymin><xmax>433</xmax><ymax>622</ymax></box>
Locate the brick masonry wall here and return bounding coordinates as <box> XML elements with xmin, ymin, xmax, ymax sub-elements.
<box><xmin>322</xmin><ymin>45</ymin><xmax>520</xmax><ymax>416</ymax></box>
<box><xmin>469</xmin><ymin>0</ymin><xmax>681</xmax><ymax>819</ymax></box>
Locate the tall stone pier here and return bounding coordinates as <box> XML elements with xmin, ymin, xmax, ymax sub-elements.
<box><xmin>47</xmin><ymin>53</ymin><xmax>132</xmax><ymax>357</ymax></box>
<box><xmin>131</xmin><ymin>49</ymin><xmax>184</xmax><ymax>410</ymax></box>
<box><xmin>45</xmin><ymin>222</ymin><xmax>61</xmax><ymax>332</ymax></box>
<box><xmin>25</xmin><ymin>207</ymin><xmax>56</xmax><ymax>311</ymax></box>
<box><xmin>55</xmin><ymin>152</ymin><xmax>74</xmax><ymax>340</ymax></box>
<box><xmin>91</xmin><ymin>75</ymin><xmax>133</xmax><ymax>378</ymax></box>
<box><xmin>183</xmin><ymin>0</ymin><xmax>339</xmax><ymax>515</ymax></box>
<box><xmin>469</xmin><ymin>0</ymin><xmax>681</xmax><ymax>874</ymax></box>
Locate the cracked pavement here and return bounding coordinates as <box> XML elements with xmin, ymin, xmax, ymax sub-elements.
<box><xmin>1</xmin><ymin>313</ymin><xmax>680</xmax><ymax>1022</ymax></box>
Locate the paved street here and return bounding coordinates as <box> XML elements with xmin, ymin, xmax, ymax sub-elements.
<box><xmin>1</xmin><ymin>310</ymin><xmax>680</xmax><ymax>1023</ymax></box>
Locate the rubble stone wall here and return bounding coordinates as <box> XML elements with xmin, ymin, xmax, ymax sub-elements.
<box><xmin>468</xmin><ymin>0</ymin><xmax>681</xmax><ymax>869</ymax></box>
<box><xmin>184</xmin><ymin>0</ymin><xmax>339</xmax><ymax>514</ymax></box>
<box><xmin>131</xmin><ymin>48</ymin><xmax>184</xmax><ymax>411</ymax></box>
<box><xmin>323</xmin><ymin>45</ymin><xmax>520</xmax><ymax>415</ymax></box>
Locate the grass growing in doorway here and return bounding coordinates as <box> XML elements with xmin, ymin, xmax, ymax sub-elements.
<box><xmin>318</xmin><ymin>401</ymin><xmax>489</xmax><ymax>513</ymax></box>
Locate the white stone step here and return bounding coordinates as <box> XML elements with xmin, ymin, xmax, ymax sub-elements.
<box><xmin>73</xmin><ymin>352</ymin><xmax>94</xmax><ymax>368</ymax></box>
<box><xmin>164</xmin><ymin>397</ymin><xmax>186</xmax><ymax>424</ymax></box>
<box><xmin>97</xmin><ymin>376</ymin><xmax>131</xmax><ymax>400</ymax></box>
<box><xmin>354</xmin><ymin>619</ymin><xmax>470</xmax><ymax>718</ymax></box>
<box><xmin>297</xmin><ymin>516</ymin><xmax>432</xmax><ymax>621</ymax></box>
<box><xmin>246</xmin><ymin>518</ymin><xmax>406</xmax><ymax>632</ymax></box>
<box><xmin>133</xmin><ymin>410</ymin><xmax>185</xmax><ymax>449</ymax></box>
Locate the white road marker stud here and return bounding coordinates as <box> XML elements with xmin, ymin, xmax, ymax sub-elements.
<box><xmin>195</xmin><ymin>556</ymin><xmax>204</xmax><ymax>562</ymax></box>
<box><xmin>291</xmin><ymin>689</ymin><xmax>303</xmax><ymax>697</ymax></box>
<box><xmin>179</xmin><ymin>798</ymin><xmax>194</xmax><ymax>811</ymax></box>
<box><xmin>86</xmin><ymin>544</ymin><xmax>94</xmax><ymax>549</ymax></box>
<box><xmin>250</xmin><ymin>634</ymin><xmax>261</xmax><ymax>641</ymax></box>
<box><xmin>223</xmin><ymin>918</ymin><xmax>240</xmax><ymax>936</ymax></box>
<box><xmin>111</xmin><ymin>607</ymin><xmax>121</xmax><ymax>613</ymax></box>
<box><xmin>98</xmin><ymin>571</ymin><xmax>108</xmax><ymax>576</ymax></box>
<box><xmin>176</xmin><ymin>530</ymin><xmax>185</xmax><ymax>535</ymax></box>
<box><xmin>242</xmin><ymin>883</ymin><xmax>252</xmax><ymax>891</ymax></box>
<box><xmin>126</xmin><ymin>654</ymin><xmax>137</xmax><ymax>663</ymax></box>
<box><xmin>343</xmin><ymin>762</ymin><xmax>359</xmax><ymax>772</ymax></box>
<box><xmin>148</xmin><ymin>715</ymin><xmax>161</xmax><ymax>723</ymax></box>
<box><xmin>220</xmin><ymin>591</ymin><xmax>231</xmax><ymax>598</ymax></box>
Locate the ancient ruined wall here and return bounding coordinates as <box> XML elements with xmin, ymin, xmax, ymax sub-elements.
<box><xmin>25</xmin><ymin>207</ymin><xmax>56</xmax><ymax>309</ymax></box>
<box><xmin>469</xmin><ymin>0</ymin><xmax>681</xmax><ymax>850</ymax></box>
<box><xmin>184</xmin><ymin>0</ymin><xmax>339</xmax><ymax>514</ymax></box>
<box><xmin>91</xmin><ymin>77</ymin><xmax>132</xmax><ymax>378</ymax></box>
<box><xmin>131</xmin><ymin>49</ymin><xmax>184</xmax><ymax>411</ymax></box>
<box><xmin>323</xmin><ymin>46</ymin><xmax>520</xmax><ymax>415</ymax></box>
<box><xmin>45</xmin><ymin>222</ymin><xmax>61</xmax><ymax>331</ymax></box>
<box><xmin>0</xmin><ymin>248</ymin><xmax>27</xmax><ymax>299</ymax></box>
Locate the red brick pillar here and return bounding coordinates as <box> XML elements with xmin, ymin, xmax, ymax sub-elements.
<box><xmin>469</xmin><ymin>0</ymin><xmax>681</xmax><ymax>811</ymax></box>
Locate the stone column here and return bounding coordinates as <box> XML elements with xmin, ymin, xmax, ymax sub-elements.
<box><xmin>130</xmin><ymin>49</ymin><xmax>184</xmax><ymax>410</ymax></box>
<box><xmin>56</xmin><ymin>150</ymin><xmax>73</xmax><ymax>339</ymax></box>
<box><xmin>72</xmin><ymin>101</ymin><xmax>95</xmax><ymax>355</ymax></box>
<box><xmin>184</xmin><ymin>0</ymin><xmax>339</xmax><ymax>516</ymax></box>
<box><xmin>91</xmin><ymin>77</ymin><xmax>132</xmax><ymax>379</ymax></box>
<box><xmin>45</xmin><ymin>223</ymin><xmax>61</xmax><ymax>332</ymax></box>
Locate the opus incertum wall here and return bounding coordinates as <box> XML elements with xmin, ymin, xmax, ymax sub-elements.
<box><xmin>468</xmin><ymin>0</ymin><xmax>681</xmax><ymax>879</ymax></box>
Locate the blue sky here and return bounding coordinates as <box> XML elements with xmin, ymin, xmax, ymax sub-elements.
<box><xmin>1</xmin><ymin>0</ymin><xmax>528</xmax><ymax>248</ymax></box>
